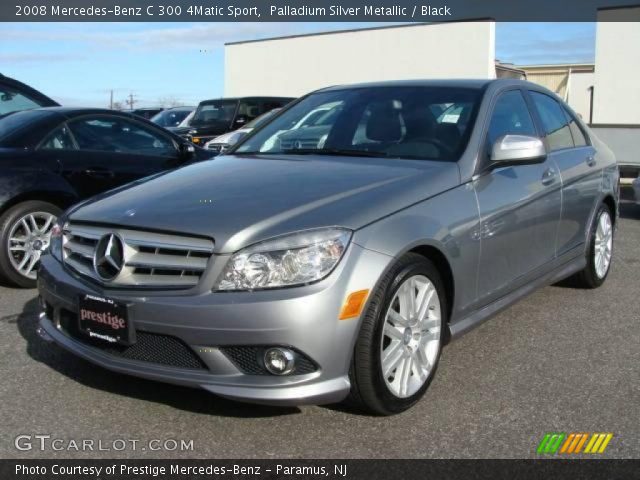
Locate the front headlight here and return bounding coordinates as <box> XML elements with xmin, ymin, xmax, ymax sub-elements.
<box><xmin>215</xmin><ymin>228</ymin><xmax>352</xmax><ymax>291</ymax></box>
<box><xmin>49</xmin><ymin>221</ymin><xmax>64</xmax><ymax>261</ymax></box>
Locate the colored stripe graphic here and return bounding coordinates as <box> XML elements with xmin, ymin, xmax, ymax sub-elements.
<box><xmin>560</xmin><ymin>433</ymin><xmax>589</xmax><ymax>453</ymax></box>
<box><xmin>539</xmin><ymin>433</ymin><xmax>613</xmax><ymax>454</ymax></box>
<box><xmin>537</xmin><ymin>433</ymin><xmax>566</xmax><ymax>454</ymax></box>
<box><xmin>584</xmin><ymin>433</ymin><xmax>614</xmax><ymax>454</ymax></box>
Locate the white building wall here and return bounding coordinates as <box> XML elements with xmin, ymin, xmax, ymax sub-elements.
<box><xmin>225</xmin><ymin>22</ymin><xmax>496</xmax><ymax>98</ymax></box>
<box><xmin>567</xmin><ymin>71</ymin><xmax>594</xmax><ymax>121</ymax></box>
<box><xmin>593</xmin><ymin>7</ymin><xmax>640</xmax><ymax>124</ymax></box>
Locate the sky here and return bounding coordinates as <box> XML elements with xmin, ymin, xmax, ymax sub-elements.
<box><xmin>0</xmin><ymin>22</ymin><xmax>596</xmax><ymax>107</ymax></box>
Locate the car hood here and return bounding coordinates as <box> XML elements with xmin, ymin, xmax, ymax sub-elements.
<box><xmin>70</xmin><ymin>154</ymin><xmax>460</xmax><ymax>253</ymax></box>
<box><xmin>167</xmin><ymin>126</ymin><xmax>191</xmax><ymax>134</ymax></box>
<box><xmin>208</xmin><ymin>130</ymin><xmax>249</xmax><ymax>146</ymax></box>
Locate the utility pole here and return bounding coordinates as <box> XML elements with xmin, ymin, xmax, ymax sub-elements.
<box><xmin>125</xmin><ymin>92</ymin><xmax>137</xmax><ymax>111</ymax></box>
<box><xmin>109</xmin><ymin>89</ymin><xmax>113</xmax><ymax>109</ymax></box>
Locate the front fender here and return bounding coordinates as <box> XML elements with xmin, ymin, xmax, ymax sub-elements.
<box><xmin>352</xmin><ymin>183</ymin><xmax>480</xmax><ymax>321</ymax></box>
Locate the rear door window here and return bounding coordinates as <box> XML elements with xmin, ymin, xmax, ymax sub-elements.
<box><xmin>68</xmin><ymin>116</ymin><xmax>176</xmax><ymax>157</ymax></box>
<box><xmin>529</xmin><ymin>91</ymin><xmax>574</xmax><ymax>151</ymax></box>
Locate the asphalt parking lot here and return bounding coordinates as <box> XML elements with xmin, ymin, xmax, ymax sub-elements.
<box><xmin>1</xmin><ymin>191</ymin><xmax>639</xmax><ymax>460</ymax></box>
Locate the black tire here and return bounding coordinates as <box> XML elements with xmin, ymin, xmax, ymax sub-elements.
<box><xmin>0</xmin><ymin>200</ymin><xmax>62</xmax><ymax>288</ymax></box>
<box><xmin>347</xmin><ymin>253</ymin><xmax>448</xmax><ymax>415</ymax></box>
<box><xmin>568</xmin><ymin>203</ymin><xmax>613</xmax><ymax>289</ymax></box>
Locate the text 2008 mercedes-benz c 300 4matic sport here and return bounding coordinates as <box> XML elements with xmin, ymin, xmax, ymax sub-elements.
<box><xmin>37</xmin><ymin>80</ymin><xmax>619</xmax><ymax>415</ymax></box>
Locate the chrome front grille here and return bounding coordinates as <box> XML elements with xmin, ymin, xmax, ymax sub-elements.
<box><xmin>62</xmin><ymin>223</ymin><xmax>214</xmax><ymax>289</ymax></box>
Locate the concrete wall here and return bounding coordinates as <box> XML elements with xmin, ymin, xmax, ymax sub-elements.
<box><xmin>593</xmin><ymin>7</ymin><xmax>640</xmax><ymax>124</ymax></box>
<box><xmin>225</xmin><ymin>22</ymin><xmax>496</xmax><ymax>97</ymax></box>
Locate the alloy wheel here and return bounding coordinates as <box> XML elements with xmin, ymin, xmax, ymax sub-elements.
<box><xmin>380</xmin><ymin>274</ymin><xmax>442</xmax><ymax>398</ymax></box>
<box><xmin>7</xmin><ymin>211</ymin><xmax>57</xmax><ymax>280</ymax></box>
<box><xmin>594</xmin><ymin>210</ymin><xmax>613</xmax><ymax>279</ymax></box>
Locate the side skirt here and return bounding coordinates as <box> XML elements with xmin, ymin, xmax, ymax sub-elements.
<box><xmin>448</xmin><ymin>255</ymin><xmax>586</xmax><ymax>339</ymax></box>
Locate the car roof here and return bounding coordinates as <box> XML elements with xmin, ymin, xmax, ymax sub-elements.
<box><xmin>199</xmin><ymin>96</ymin><xmax>294</xmax><ymax>104</ymax></box>
<box><xmin>316</xmin><ymin>78</ymin><xmax>546</xmax><ymax>93</ymax></box>
<box><xmin>20</xmin><ymin>107</ymin><xmax>167</xmax><ymax>121</ymax></box>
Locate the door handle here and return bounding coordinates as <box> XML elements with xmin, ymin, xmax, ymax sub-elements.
<box><xmin>84</xmin><ymin>168</ymin><xmax>115</xmax><ymax>179</ymax></box>
<box><xmin>586</xmin><ymin>155</ymin><xmax>596</xmax><ymax>167</ymax></box>
<box><xmin>541</xmin><ymin>168</ymin><xmax>557</xmax><ymax>186</ymax></box>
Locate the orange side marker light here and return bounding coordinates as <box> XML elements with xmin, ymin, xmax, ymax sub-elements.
<box><xmin>339</xmin><ymin>289</ymin><xmax>369</xmax><ymax>320</ymax></box>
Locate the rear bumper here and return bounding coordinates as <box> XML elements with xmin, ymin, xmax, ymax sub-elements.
<box><xmin>37</xmin><ymin>243</ymin><xmax>392</xmax><ymax>406</ymax></box>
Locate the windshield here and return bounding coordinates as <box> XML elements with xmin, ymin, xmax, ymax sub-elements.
<box><xmin>0</xmin><ymin>86</ymin><xmax>45</xmax><ymax>116</ymax></box>
<box><xmin>235</xmin><ymin>86</ymin><xmax>482</xmax><ymax>161</ymax></box>
<box><xmin>151</xmin><ymin>108</ymin><xmax>193</xmax><ymax>127</ymax></box>
<box><xmin>191</xmin><ymin>100</ymin><xmax>238</xmax><ymax>127</ymax></box>
<box><xmin>177</xmin><ymin>110</ymin><xmax>194</xmax><ymax>128</ymax></box>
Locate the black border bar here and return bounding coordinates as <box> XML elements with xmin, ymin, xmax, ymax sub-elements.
<box><xmin>3</xmin><ymin>459</ymin><xmax>640</xmax><ymax>480</ymax></box>
<box><xmin>3</xmin><ymin>0</ymin><xmax>640</xmax><ymax>22</ymax></box>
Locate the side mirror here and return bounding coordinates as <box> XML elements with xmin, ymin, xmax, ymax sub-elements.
<box><xmin>179</xmin><ymin>142</ymin><xmax>196</xmax><ymax>160</ymax></box>
<box><xmin>234</xmin><ymin>116</ymin><xmax>247</xmax><ymax>127</ymax></box>
<box><xmin>490</xmin><ymin>135</ymin><xmax>546</xmax><ymax>165</ymax></box>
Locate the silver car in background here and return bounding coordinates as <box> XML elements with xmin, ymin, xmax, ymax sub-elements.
<box><xmin>37</xmin><ymin>80</ymin><xmax>618</xmax><ymax>415</ymax></box>
<box><xmin>203</xmin><ymin>108</ymin><xmax>281</xmax><ymax>154</ymax></box>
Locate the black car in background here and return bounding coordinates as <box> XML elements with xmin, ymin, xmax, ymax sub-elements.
<box><xmin>151</xmin><ymin>106</ymin><xmax>195</xmax><ymax>129</ymax></box>
<box><xmin>183</xmin><ymin>96</ymin><xmax>294</xmax><ymax>146</ymax></box>
<box><xmin>130</xmin><ymin>107</ymin><xmax>164</xmax><ymax>120</ymax></box>
<box><xmin>0</xmin><ymin>107</ymin><xmax>212</xmax><ymax>287</ymax></box>
<box><xmin>0</xmin><ymin>73</ymin><xmax>59</xmax><ymax>115</ymax></box>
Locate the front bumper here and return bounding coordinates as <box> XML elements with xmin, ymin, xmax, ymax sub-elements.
<box><xmin>37</xmin><ymin>243</ymin><xmax>392</xmax><ymax>406</ymax></box>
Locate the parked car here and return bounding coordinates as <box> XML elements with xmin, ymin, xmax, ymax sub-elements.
<box><xmin>0</xmin><ymin>107</ymin><xmax>212</xmax><ymax>287</ymax></box>
<box><xmin>151</xmin><ymin>106</ymin><xmax>195</xmax><ymax>129</ymax></box>
<box><xmin>633</xmin><ymin>176</ymin><xmax>640</xmax><ymax>204</ymax></box>
<box><xmin>0</xmin><ymin>73</ymin><xmax>59</xmax><ymax>116</ymax></box>
<box><xmin>131</xmin><ymin>108</ymin><xmax>164</xmax><ymax>120</ymax></box>
<box><xmin>203</xmin><ymin>108</ymin><xmax>280</xmax><ymax>154</ymax></box>
<box><xmin>260</xmin><ymin>101</ymin><xmax>342</xmax><ymax>151</ymax></box>
<box><xmin>166</xmin><ymin>110</ymin><xmax>195</xmax><ymax>135</ymax></box>
<box><xmin>37</xmin><ymin>80</ymin><xmax>618</xmax><ymax>415</ymax></box>
<box><xmin>183</xmin><ymin>96</ymin><xmax>294</xmax><ymax>146</ymax></box>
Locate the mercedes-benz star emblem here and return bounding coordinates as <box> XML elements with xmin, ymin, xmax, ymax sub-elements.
<box><xmin>93</xmin><ymin>234</ymin><xmax>125</xmax><ymax>281</ymax></box>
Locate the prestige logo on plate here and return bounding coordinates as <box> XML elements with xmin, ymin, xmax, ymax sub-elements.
<box><xmin>79</xmin><ymin>308</ymin><xmax>126</xmax><ymax>330</ymax></box>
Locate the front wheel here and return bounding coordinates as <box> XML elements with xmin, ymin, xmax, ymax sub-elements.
<box><xmin>0</xmin><ymin>201</ymin><xmax>61</xmax><ymax>288</ymax></box>
<box><xmin>347</xmin><ymin>253</ymin><xmax>447</xmax><ymax>415</ymax></box>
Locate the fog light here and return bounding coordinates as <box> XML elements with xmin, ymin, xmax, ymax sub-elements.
<box><xmin>263</xmin><ymin>348</ymin><xmax>296</xmax><ymax>375</ymax></box>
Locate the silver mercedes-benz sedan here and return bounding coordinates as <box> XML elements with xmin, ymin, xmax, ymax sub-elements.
<box><xmin>37</xmin><ymin>80</ymin><xmax>619</xmax><ymax>415</ymax></box>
